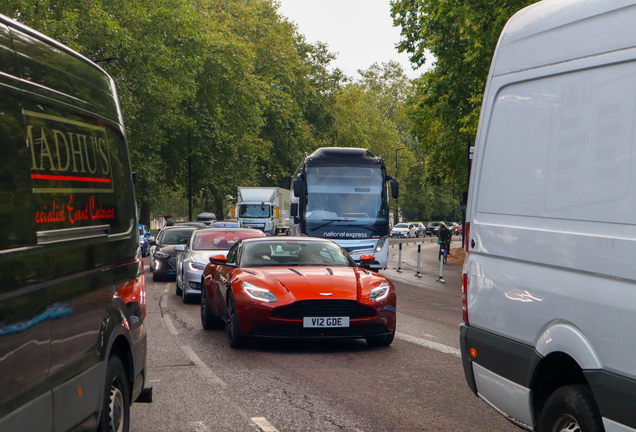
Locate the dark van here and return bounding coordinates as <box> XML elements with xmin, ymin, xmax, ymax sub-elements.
<box><xmin>0</xmin><ymin>14</ymin><xmax>147</xmax><ymax>432</ymax></box>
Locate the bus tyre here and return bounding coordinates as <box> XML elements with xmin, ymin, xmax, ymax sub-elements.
<box><xmin>98</xmin><ymin>356</ymin><xmax>130</xmax><ymax>432</ymax></box>
<box><xmin>537</xmin><ymin>385</ymin><xmax>603</xmax><ymax>432</ymax></box>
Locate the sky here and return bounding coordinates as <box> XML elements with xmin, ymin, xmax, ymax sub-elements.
<box><xmin>275</xmin><ymin>0</ymin><xmax>430</xmax><ymax>80</ymax></box>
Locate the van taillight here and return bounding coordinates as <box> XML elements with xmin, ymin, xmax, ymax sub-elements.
<box><xmin>464</xmin><ymin>222</ymin><xmax>470</xmax><ymax>253</ymax></box>
<box><xmin>462</xmin><ymin>272</ymin><xmax>469</xmax><ymax>325</ymax></box>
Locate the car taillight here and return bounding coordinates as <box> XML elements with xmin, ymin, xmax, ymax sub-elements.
<box><xmin>464</xmin><ymin>222</ymin><xmax>470</xmax><ymax>253</ymax></box>
<box><xmin>462</xmin><ymin>272</ymin><xmax>469</xmax><ymax>325</ymax></box>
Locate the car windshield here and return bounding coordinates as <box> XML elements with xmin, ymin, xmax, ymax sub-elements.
<box><xmin>158</xmin><ymin>229</ymin><xmax>194</xmax><ymax>245</ymax></box>
<box><xmin>239</xmin><ymin>204</ymin><xmax>270</xmax><ymax>218</ymax></box>
<box><xmin>427</xmin><ymin>222</ymin><xmax>441</xmax><ymax>227</ymax></box>
<box><xmin>212</xmin><ymin>221</ymin><xmax>239</xmax><ymax>227</ymax></box>
<box><xmin>395</xmin><ymin>223</ymin><xmax>409</xmax><ymax>228</ymax></box>
<box><xmin>241</xmin><ymin>240</ymin><xmax>354</xmax><ymax>267</ymax></box>
<box><xmin>192</xmin><ymin>231</ymin><xmax>263</xmax><ymax>250</ymax></box>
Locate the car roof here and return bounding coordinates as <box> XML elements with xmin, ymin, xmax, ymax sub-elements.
<box><xmin>241</xmin><ymin>236</ymin><xmax>335</xmax><ymax>244</ymax></box>
<box><xmin>160</xmin><ymin>226</ymin><xmax>197</xmax><ymax>231</ymax></box>
<box><xmin>193</xmin><ymin>228</ymin><xmax>263</xmax><ymax>234</ymax></box>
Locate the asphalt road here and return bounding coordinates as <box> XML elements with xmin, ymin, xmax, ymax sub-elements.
<box><xmin>131</xmin><ymin>241</ymin><xmax>519</xmax><ymax>432</ymax></box>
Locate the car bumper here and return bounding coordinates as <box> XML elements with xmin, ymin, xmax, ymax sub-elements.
<box><xmin>153</xmin><ymin>257</ymin><xmax>176</xmax><ymax>277</ymax></box>
<box><xmin>182</xmin><ymin>267</ymin><xmax>204</xmax><ymax>296</ymax></box>
<box><xmin>236</xmin><ymin>300</ymin><xmax>396</xmax><ymax>339</ymax></box>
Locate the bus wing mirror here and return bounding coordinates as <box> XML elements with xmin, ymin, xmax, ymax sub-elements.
<box><xmin>291</xmin><ymin>203</ymin><xmax>298</xmax><ymax>217</ymax></box>
<box><xmin>293</xmin><ymin>176</ymin><xmax>303</xmax><ymax>198</ymax></box>
<box><xmin>391</xmin><ymin>179</ymin><xmax>399</xmax><ymax>199</ymax></box>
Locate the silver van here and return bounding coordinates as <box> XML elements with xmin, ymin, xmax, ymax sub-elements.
<box><xmin>461</xmin><ymin>1</ymin><xmax>636</xmax><ymax>431</ymax></box>
<box><xmin>0</xmin><ymin>14</ymin><xmax>147</xmax><ymax>432</ymax></box>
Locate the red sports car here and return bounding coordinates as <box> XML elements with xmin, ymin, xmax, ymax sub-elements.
<box><xmin>200</xmin><ymin>237</ymin><xmax>397</xmax><ymax>348</ymax></box>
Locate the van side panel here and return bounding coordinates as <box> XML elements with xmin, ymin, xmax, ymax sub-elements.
<box><xmin>469</xmin><ymin>51</ymin><xmax>636</xmax><ymax>428</ymax></box>
<box><xmin>0</xmin><ymin>74</ymin><xmax>51</xmax><ymax>428</ymax></box>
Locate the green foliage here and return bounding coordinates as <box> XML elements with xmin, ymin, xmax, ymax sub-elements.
<box><xmin>391</xmin><ymin>0</ymin><xmax>539</xmax><ymax>191</ymax></box>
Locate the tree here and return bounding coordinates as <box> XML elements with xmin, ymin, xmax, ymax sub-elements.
<box><xmin>391</xmin><ymin>0</ymin><xmax>539</xmax><ymax>189</ymax></box>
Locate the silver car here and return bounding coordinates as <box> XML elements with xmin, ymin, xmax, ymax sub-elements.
<box><xmin>174</xmin><ymin>228</ymin><xmax>265</xmax><ymax>303</ymax></box>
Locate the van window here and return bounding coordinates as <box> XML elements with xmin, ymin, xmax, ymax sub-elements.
<box><xmin>10</xmin><ymin>28</ymin><xmax>119</xmax><ymax>121</ymax></box>
<box><xmin>477</xmin><ymin>61</ymin><xmax>636</xmax><ymax>226</ymax></box>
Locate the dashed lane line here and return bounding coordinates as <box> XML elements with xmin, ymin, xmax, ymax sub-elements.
<box><xmin>396</xmin><ymin>332</ymin><xmax>461</xmax><ymax>357</ymax></box>
<box><xmin>163</xmin><ymin>314</ymin><xmax>179</xmax><ymax>336</ymax></box>
<box><xmin>251</xmin><ymin>417</ymin><xmax>280</xmax><ymax>432</ymax></box>
<box><xmin>181</xmin><ymin>345</ymin><xmax>227</xmax><ymax>387</ymax></box>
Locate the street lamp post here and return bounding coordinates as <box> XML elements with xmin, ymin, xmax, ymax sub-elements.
<box><xmin>395</xmin><ymin>146</ymin><xmax>407</xmax><ymax>224</ymax></box>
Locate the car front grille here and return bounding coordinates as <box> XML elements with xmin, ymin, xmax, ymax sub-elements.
<box><xmin>271</xmin><ymin>300</ymin><xmax>376</xmax><ymax>320</ymax></box>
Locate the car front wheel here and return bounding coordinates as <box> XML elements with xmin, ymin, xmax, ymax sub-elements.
<box><xmin>366</xmin><ymin>326</ymin><xmax>395</xmax><ymax>347</ymax></box>
<box><xmin>537</xmin><ymin>385</ymin><xmax>603</xmax><ymax>432</ymax></box>
<box><xmin>226</xmin><ymin>291</ymin><xmax>246</xmax><ymax>349</ymax></box>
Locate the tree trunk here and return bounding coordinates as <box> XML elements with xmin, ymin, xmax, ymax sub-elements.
<box><xmin>213</xmin><ymin>192</ymin><xmax>225</xmax><ymax>221</ymax></box>
<box><xmin>139</xmin><ymin>201</ymin><xmax>151</xmax><ymax>226</ymax></box>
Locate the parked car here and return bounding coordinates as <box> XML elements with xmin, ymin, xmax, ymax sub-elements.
<box><xmin>413</xmin><ymin>222</ymin><xmax>426</xmax><ymax>237</ymax></box>
<box><xmin>196</xmin><ymin>212</ymin><xmax>217</xmax><ymax>225</ymax></box>
<box><xmin>175</xmin><ymin>228</ymin><xmax>265</xmax><ymax>303</ymax></box>
<box><xmin>139</xmin><ymin>224</ymin><xmax>151</xmax><ymax>257</ymax></box>
<box><xmin>390</xmin><ymin>223</ymin><xmax>416</xmax><ymax>238</ymax></box>
<box><xmin>425</xmin><ymin>221</ymin><xmax>443</xmax><ymax>236</ymax></box>
<box><xmin>201</xmin><ymin>237</ymin><xmax>396</xmax><ymax>348</ymax></box>
<box><xmin>0</xmin><ymin>14</ymin><xmax>148</xmax><ymax>432</ymax></box>
<box><xmin>461</xmin><ymin>2</ymin><xmax>636</xmax><ymax>431</ymax></box>
<box><xmin>454</xmin><ymin>224</ymin><xmax>463</xmax><ymax>236</ymax></box>
<box><xmin>150</xmin><ymin>226</ymin><xmax>198</xmax><ymax>281</ymax></box>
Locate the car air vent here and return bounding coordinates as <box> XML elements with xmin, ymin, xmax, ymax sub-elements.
<box><xmin>271</xmin><ymin>300</ymin><xmax>376</xmax><ymax>319</ymax></box>
<box><xmin>289</xmin><ymin>268</ymin><xmax>302</xmax><ymax>276</ymax></box>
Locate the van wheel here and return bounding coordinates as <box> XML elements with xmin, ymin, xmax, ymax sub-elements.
<box><xmin>537</xmin><ymin>385</ymin><xmax>603</xmax><ymax>432</ymax></box>
<box><xmin>97</xmin><ymin>356</ymin><xmax>130</xmax><ymax>432</ymax></box>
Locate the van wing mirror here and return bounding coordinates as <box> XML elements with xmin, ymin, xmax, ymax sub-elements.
<box><xmin>391</xmin><ymin>179</ymin><xmax>399</xmax><ymax>199</ymax></box>
<box><xmin>293</xmin><ymin>175</ymin><xmax>303</xmax><ymax>198</ymax></box>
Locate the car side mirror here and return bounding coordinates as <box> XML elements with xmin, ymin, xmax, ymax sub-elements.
<box><xmin>148</xmin><ymin>239</ymin><xmax>156</xmax><ymax>246</ymax></box>
<box><xmin>174</xmin><ymin>245</ymin><xmax>186</xmax><ymax>252</ymax></box>
<box><xmin>359</xmin><ymin>254</ymin><xmax>375</xmax><ymax>265</ymax></box>
<box><xmin>209</xmin><ymin>255</ymin><xmax>227</xmax><ymax>265</ymax></box>
<box><xmin>391</xmin><ymin>179</ymin><xmax>399</xmax><ymax>199</ymax></box>
<box><xmin>291</xmin><ymin>202</ymin><xmax>298</xmax><ymax>217</ymax></box>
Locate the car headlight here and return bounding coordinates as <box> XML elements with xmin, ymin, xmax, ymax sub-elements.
<box><xmin>155</xmin><ymin>251</ymin><xmax>169</xmax><ymax>259</ymax></box>
<box><xmin>188</xmin><ymin>261</ymin><xmax>207</xmax><ymax>271</ymax></box>
<box><xmin>242</xmin><ymin>281</ymin><xmax>278</xmax><ymax>303</ymax></box>
<box><xmin>370</xmin><ymin>280</ymin><xmax>390</xmax><ymax>302</ymax></box>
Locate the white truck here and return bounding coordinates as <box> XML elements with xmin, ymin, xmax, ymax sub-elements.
<box><xmin>235</xmin><ymin>187</ymin><xmax>290</xmax><ymax>235</ymax></box>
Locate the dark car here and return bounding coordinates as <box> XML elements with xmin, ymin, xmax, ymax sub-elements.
<box><xmin>151</xmin><ymin>226</ymin><xmax>198</xmax><ymax>281</ymax></box>
<box><xmin>0</xmin><ymin>15</ymin><xmax>148</xmax><ymax>432</ymax></box>
<box><xmin>425</xmin><ymin>221</ymin><xmax>444</xmax><ymax>236</ymax></box>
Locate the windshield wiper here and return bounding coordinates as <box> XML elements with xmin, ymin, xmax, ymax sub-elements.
<box><xmin>312</xmin><ymin>218</ymin><xmax>356</xmax><ymax>230</ymax></box>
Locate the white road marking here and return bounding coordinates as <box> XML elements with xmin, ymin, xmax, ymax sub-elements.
<box><xmin>181</xmin><ymin>345</ymin><xmax>227</xmax><ymax>387</ymax></box>
<box><xmin>188</xmin><ymin>421</ymin><xmax>209</xmax><ymax>432</ymax></box>
<box><xmin>163</xmin><ymin>315</ymin><xmax>179</xmax><ymax>336</ymax></box>
<box><xmin>396</xmin><ymin>332</ymin><xmax>461</xmax><ymax>357</ymax></box>
<box><xmin>251</xmin><ymin>417</ymin><xmax>280</xmax><ymax>432</ymax></box>
<box><xmin>160</xmin><ymin>294</ymin><xmax>168</xmax><ymax>309</ymax></box>
<box><xmin>164</xmin><ymin>282</ymin><xmax>171</xmax><ymax>293</ymax></box>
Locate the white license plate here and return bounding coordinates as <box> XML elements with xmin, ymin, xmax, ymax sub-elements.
<box><xmin>303</xmin><ymin>317</ymin><xmax>350</xmax><ymax>328</ymax></box>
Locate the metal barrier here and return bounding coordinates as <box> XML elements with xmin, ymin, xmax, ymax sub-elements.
<box><xmin>415</xmin><ymin>244</ymin><xmax>422</xmax><ymax>278</ymax></box>
<box><xmin>396</xmin><ymin>243</ymin><xmax>403</xmax><ymax>273</ymax></box>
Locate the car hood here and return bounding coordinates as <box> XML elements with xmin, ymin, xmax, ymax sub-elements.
<box><xmin>244</xmin><ymin>266</ymin><xmax>361</xmax><ymax>301</ymax></box>
<box><xmin>156</xmin><ymin>245</ymin><xmax>184</xmax><ymax>257</ymax></box>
